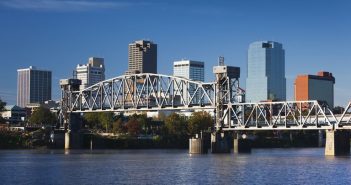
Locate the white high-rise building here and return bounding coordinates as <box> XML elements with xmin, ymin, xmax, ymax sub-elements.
<box><xmin>75</xmin><ymin>57</ymin><xmax>105</xmax><ymax>90</ymax></box>
<box><xmin>173</xmin><ymin>60</ymin><xmax>204</xmax><ymax>103</ymax></box>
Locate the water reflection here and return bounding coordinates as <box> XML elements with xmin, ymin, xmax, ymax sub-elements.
<box><xmin>0</xmin><ymin>148</ymin><xmax>351</xmax><ymax>184</ymax></box>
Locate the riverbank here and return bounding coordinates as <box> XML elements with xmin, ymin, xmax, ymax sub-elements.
<box><xmin>1</xmin><ymin>129</ymin><xmax>322</xmax><ymax>149</ymax></box>
<box><xmin>0</xmin><ymin>128</ymin><xmax>50</xmax><ymax>149</ymax></box>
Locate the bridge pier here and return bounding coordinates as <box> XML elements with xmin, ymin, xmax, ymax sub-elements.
<box><xmin>325</xmin><ymin>130</ymin><xmax>350</xmax><ymax>156</ymax></box>
<box><xmin>233</xmin><ymin>132</ymin><xmax>252</xmax><ymax>153</ymax></box>
<box><xmin>318</xmin><ymin>130</ymin><xmax>325</xmax><ymax>147</ymax></box>
<box><xmin>211</xmin><ymin>132</ymin><xmax>230</xmax><ymax>153</ymax></box>
<box><xmin>65</xmin><ymin>131</ymin><xmax>82</xmax><ymax>149</ymax></box>
<box><xmin>189</xmin><ymin>133</ymin><xmax>207</xmax><ymax>154</ymax></box>
<box><xmin>64</xmin><ymin>113</ymin><xmax>82</xmax><ymax>149</ymax></box>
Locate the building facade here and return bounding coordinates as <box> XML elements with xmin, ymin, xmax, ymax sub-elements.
<box><xmin>125</xmin><ymin>40</ymin><xmax>157</xmax><ymax>75</ymax></box>
<box><xmin>173</xmin><ymin>60</ymin><xmax>205</xmax><ymax>103</ymax></box>
<box><xmin>17</xmin><ymin>66</ymin><xmax>52</xmax><ymax>108</ymax></box>
<box><xmin>1</xmin><ymin>105</ymin><xmax>27</xmax><ymax>124</ymax></box>
<box><xmin>246</xmin><ymin>41</ymin><xmax>286</xmax><ymax>103</ymax></box>
<box><xmin>294</xmin><ymin>71</ymin><xmax>335</xmax><ymax>108</ymax></box>
<box><xmin>75</xmin><ymin>57</ymin><xmax>105</xmax><ymax>90</ymax></box>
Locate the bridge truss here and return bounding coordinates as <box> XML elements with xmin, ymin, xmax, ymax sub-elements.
<box><xmin>63</xmin><ymin>73</ymin><xmax>217</xmax><ymax>112</ymax></box>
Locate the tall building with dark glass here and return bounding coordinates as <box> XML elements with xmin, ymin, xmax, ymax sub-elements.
<box><xmin>17</xmin><ymin>66</ymin><xmax>52</xmax><ymax>107</ymax></box>
<box><xmin>246</xmin><ymin>41</ymin><xmax>286</xmax><ymax>103</ymax></box>
<box><xmin>125</xmin><ymin>40</ymin><xmax>157</xmax><ymax>75</ymax></box>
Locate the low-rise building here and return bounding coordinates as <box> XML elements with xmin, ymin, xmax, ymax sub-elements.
<box><xmin>1</xmin><ymin>105</ymin><xmax>27</xmax><ymax>124</ymax></box>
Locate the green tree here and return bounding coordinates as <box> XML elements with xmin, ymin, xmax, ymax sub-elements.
<box><xmin>29</xmin><ymin>106</ymin><xmax>56</xmax><ymax>125</ymax></box>
<box><xmin>0</xmin><ymin>98</ymin><xmax>6</xmax><ymax>112</ymax></box>
<box><xmin>188</xmin><ymin>111</ymin><xmax>213</xmax><ymax>136</ymax></box>
<box><xmin>137</xmin><ymin>114</ymin><xmax>152</xmax><ymax>134</ymax></box>
<box><xmin>99</xmin><ymin>112</ymin><xmax>114</xmax><ymax>132</ymax></box>
<box><xmin>0</xmin><ymin>99</ymin><xmax>6</xmax><ymax>123</ymax></box>
<box><xmin>83</xmin><ymin>112</ymin><xmax>100</xmax><ymax>129</ymax></box>
<box><xmin>164</xmin><ymin>113</ymin><xmax>188</xmax><ymax>137</ymax></box>
<box><xmin>112</xmin><ymin>118</ymin><xmax>126</xmax><ymax>134</ymax></box>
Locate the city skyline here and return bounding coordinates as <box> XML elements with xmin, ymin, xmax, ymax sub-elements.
<box><xmin>0</xmin><ymin>0</ymin><xmax>350</xmax><ymax>106</ymax></box>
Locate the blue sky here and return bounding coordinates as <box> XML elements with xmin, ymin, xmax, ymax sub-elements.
<box><xmin>0</xmin><ymin>0</ymin><xmax>350</xmax><ymax>106</ymax></box>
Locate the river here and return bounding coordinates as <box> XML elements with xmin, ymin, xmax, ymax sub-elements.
<box><xmin>0</xmin><ymin>148</ymin><xmax>350</xmax><ymax>185</ymax></box>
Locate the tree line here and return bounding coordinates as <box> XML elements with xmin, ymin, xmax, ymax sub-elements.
<box><xmin>83</xmin><ymin>111</ymin><xmax>213</xmax><ymax>138</ymax></box>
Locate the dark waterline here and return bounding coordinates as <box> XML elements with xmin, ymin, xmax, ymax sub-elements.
<box><xmin>0</xmin><ymin>148</ymin><xmax>350</xmax><ymax>185</ymax></box>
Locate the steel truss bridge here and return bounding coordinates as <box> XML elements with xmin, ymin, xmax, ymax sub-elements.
<box><xmin>60</xmin><ymin>73</ymin><xmax>351</xmax><ymax>131</ymax></box>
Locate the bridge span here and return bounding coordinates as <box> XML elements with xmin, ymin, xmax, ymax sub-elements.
<box><xmin>59</xmin><ymin>62</ymin><xmax>351</xmax><ymax>155</ymax></box>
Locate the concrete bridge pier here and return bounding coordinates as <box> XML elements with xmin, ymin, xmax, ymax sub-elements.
<box><xmin>325</xmin><ymin>130</ymin><xmax>350</xmax><ymax>156</ymax></box>
<box><xmin>189</xmin><ymin>133</ymin><xmax>208</xmax><ymax>154</ymax></box>
<box><xmin>233</xmin><ymin>132</ymin><xmax>252</xmax><ymax>153</ymax></box>
<box><xmin>65</xmin><ymin>131</ymin><xmax>82</xmax><ymax>149</ymax></box>
<box><xmin>211</xmin><ymin>132</ymin><xmax>230</xmax><ymax>153</ymax></box>
<box><xmin>64</xmin><ymin>113</ymin><xmax>82</xmax><ymax>149</ymax></box>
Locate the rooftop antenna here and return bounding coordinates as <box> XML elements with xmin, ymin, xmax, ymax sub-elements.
<box><xmin>218</xmin><ymin>56</ymin><xmax>224</xmax><ymax>66</ymax></box>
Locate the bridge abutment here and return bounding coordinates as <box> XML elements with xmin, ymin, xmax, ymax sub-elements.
<box><xmin>325</xmin><ymin>130</ymin><xmax>350</xmax><ymax>156</ymax></box>
<box><xmin>233</xmin><ymin>133</ymin><xmax>252</xmax><ymax>153</ymax></box>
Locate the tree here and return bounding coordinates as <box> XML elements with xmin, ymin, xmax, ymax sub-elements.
<box><xmin>164</xmin><ymin>113</ymin><xmax>188</xmax><ymax>137</ymax></box>
<box><xmin>0</xmin><ymin>98</ymin><xmax>5</xmax><ymax>112</ymax></box>
<box><xmin>83</xmin><ymin>112</ymin><xmax>100</xmax><ymax>129</ymax></box>
<box><xmin>188</xmin><ymin>111</ymin><xmax>213</xmax><ymax>136</ymax></box>
<box><xmin>29</xmin><ymin>106</ymin><xmax>56</xmax><ymax>125</ymax></box>
<box><xmin>112</xmin><ymin>118</ymin><xmax>126</xmax><ymax>134</ymax></box>
<box><xmin>137</xmin><ymin>114</ymin><xmax>152</xmax><ymax>134</ymax></box>
<box><xmin>0</xmin><ymin>99</ymin><xmax>6</xmax><ymax>123</ymax></box>
<box><xmin>99</xmin><ymin>112</ymin><xmax>114</xmax><ymax>132</ymax></box>
<box><xmin>126</xmin><ymin>118</ymin><xmax>141</xmax><ymax>136</ymax></box>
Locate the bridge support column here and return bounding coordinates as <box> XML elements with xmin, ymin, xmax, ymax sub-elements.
<box><xmin>65</xmin><ymin>131</ymin><xmax>82</xmax><ymax>149</ymax></box>
<box><xmin>325</xmin><ymin>130</ymin><xmax>350</xmax><ymax>156</ymax></box>
<box><xmin>64</xmin><ymin>113</ymin><xmax>82</xmax><ymax>149</ymax></box>
<box><xmin>233</xmin><ymin>133</ymin><xmax>252</xmax><ymax>153</ymax></box>
<box><xmin>211</xmin><ymin>132</ymin><xmax>230</xmax><ymax>153</ymax></box>
<box><xmin>189</xmin><ymin>133</ymin><xmax>207</xmax><ymax>154</ymax></box>
<box><xmin>318</xmin><ymin>130</ymin><xmax>325</xmax><ymax>147</ymax></box>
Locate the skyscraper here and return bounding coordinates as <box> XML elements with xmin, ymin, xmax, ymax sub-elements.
<box><xmin>126</xmin><ymin>40</ymin><xmax>157</xmax><ymax>75</ymax></box>
<box><xmin>75</xmin><ymin>57</ymin><xmax>105</xmax><ymax>90</ymax></box>
<box><xmin>17</xmin><ymin>66</ymin><xmax>52</xmax><ymax>108</ymax></box>
<box><xmin>246</xmin><ymin>41</ymin><xmax>286</xmax><ymax>102</ymax></box>
<box><xmin>173</xmin><ymin>60</ymin><xmax>204</xmax><ymax>102</ymax></box>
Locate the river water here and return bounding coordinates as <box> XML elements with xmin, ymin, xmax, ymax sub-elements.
<box><xmin>0</xmin><ymin>148</ymin><xmax>350</xmax><ymax>185</ymax></box>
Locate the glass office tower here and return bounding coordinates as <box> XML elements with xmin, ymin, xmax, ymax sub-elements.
<box><xmin>246</xmin><ymin>41</ymin><xmax>286</xmax><ymax>103</ymax></box>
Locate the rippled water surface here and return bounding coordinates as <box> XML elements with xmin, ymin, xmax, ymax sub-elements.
<box><xmin>0</xmin><ymin>148</ymin><xmax>350</xmax><ymax>185</ymax></box>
